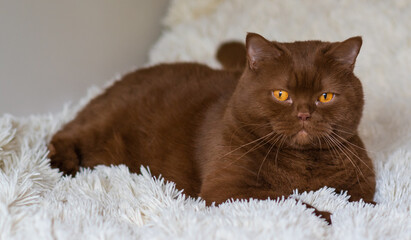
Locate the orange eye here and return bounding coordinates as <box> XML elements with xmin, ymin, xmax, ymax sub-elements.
<box><xmin>272</xmin><ymin>90</ymin><xmax>289</xmax><ymax>101</ymax></box>
<box><xmin>318</xmin><ymin>92</ymin><xmax>334</xmax><ymax>103</ymax></box>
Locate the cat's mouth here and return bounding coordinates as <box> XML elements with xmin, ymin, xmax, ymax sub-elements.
<box><xmin>287</xmin><ymin>124</ymin><xmax>332</xmax><ymax>148</ymax></box>
<box><xmin>273</xmin><ymin>122</ymin><xmax>330</xmax><ymax>148</ymax></box>
<box><xmin>293</xmin><ymin>129</ymin><xmax>311</xmax><ymax>145</ymax></box>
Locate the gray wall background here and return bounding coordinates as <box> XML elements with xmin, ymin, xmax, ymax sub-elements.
<box><xmin>0</xmin><ymin>0</ymin><xmax>169</xmax><ymax>116</ymax></box>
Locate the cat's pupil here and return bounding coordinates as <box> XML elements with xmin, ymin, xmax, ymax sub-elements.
<box><xmin>279</xmin><ymin>91</ymin><xmax>282</xmax><ymax>97</ymax></box>
<box><xmin>323</xmin><ymin>93</ymin><xmax>327</xmax><ymax>99</ymax></box>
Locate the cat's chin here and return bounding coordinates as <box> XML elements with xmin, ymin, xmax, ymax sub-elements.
<box><xmin>294</xmin><ymin>130</ymin><xmax>311</xmax><ymax>143</ymax></box>
<box><xmin>288</xmin><ymin>129</ymin><xmax>316</xmax><ymax>149</ymax></box>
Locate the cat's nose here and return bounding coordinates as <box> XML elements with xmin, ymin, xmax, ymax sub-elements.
<box><xmin>298</xmin><ymin>112</ymin><xmax>311</xmax><ymax>121</ymax></box>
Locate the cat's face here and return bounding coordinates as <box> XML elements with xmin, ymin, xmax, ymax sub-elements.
<box><xmin>234</xmin><ymin>33</ymin><xmax>364</xmax><ymax>149</ymax></box>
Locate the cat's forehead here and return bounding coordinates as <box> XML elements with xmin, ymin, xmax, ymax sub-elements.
<box><xmin>285</xmin><ymin>71</ymin><xmax>341</xmax><ymax>95</ymax></box>
<box><xmin>279</xmin><ymin>41</ymin><xmax>336</xmax><ymax>92</ymax></box>
<box><xmin>281</xmin><ymin>41</ymin><xmax>329</xmax><ymax>65</ymax></box>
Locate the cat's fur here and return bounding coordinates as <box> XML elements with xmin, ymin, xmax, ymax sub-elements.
<box><xmin>49</xmin><ymin>33</ymin><xmax>375</xmax><ymax>223</ymax></box>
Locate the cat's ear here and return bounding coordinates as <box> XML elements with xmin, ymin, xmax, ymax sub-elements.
<box><xmin>327</xmin><ymin>36</ymin><xmax>362</xmax><ymax>70</ymax></box>
<box><xmin>246</xmin><ymin>33</ymin><xmax>283</xmax><ymax>71</ymax></box>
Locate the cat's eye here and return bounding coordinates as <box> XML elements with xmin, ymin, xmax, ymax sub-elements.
<box><xmin>272</xmin><ymin>90</ymin><xmax>289</xmax><ymax>101</ymax></box>
<box><xmin>318</xmin><ymin>92</ymin><xmax>334</xmax><ymax>103</ymax></box>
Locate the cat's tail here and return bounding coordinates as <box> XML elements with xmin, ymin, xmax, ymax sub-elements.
<box><xmin>216</xmin><ymin>41</ymin><xmax>246</xmax><ymax>71</ymax></box>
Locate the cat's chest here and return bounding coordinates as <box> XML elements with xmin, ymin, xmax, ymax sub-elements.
<box><xmin>263</xmin><ymin>150</ymin><xmax>348</xmax><ymax>190</ymax></box>
<box><xmin>282</xmin><ymin>150</ymin><xmax>337</xmax><ymax>170</ymax></box>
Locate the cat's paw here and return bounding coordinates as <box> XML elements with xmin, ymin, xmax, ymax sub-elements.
<box><xmin>48</xmin><ymin>136</ymin><xmax>81</xmax><ymax>176</ymax></box>
<box><xmin>300</xmin><ymin>202</ymin><xmax>332</xmax><ymax>224</ymax></box>
<box><xmin>313</xmin><ymin>209</ymin><xmax>332</xmax><ymax>225</ymax></box>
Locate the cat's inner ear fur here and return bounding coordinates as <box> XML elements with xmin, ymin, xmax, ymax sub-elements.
<box><xmin>246</xmin><ymin>33</ymin><xmax>283</xmax><ymax>71</ymax></box>
<box><xmin>326</xmin><ymin>36</ymin><xmax>362</xmax><ymax>70</ymax></box>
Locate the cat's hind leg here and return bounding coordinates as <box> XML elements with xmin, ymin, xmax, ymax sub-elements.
<box><xmin>48</xmin><ymin>132</ymin><xmax>83</xmax><ymax>176</ymax></box>
<box><xmin>48</xmin><ymin>121</ymin><xmax>134</xmax><ymax>175</ymax></box>
<box><xmin>47</xmin><ymin>80</ymin><xmax>130</xmax><ymax>175</ymax></box>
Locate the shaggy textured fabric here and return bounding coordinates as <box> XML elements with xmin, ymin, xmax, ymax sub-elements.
<box><xmin>1</xmin><ymin>0</ymin><xmax>410</xmax><ymax>239</ymax></box>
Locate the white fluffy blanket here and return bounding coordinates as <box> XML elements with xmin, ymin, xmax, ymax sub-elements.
<box><xmin>1</xmin><ymin>0</ymin><xmax>410</xmax><ymax>239</ymax></box>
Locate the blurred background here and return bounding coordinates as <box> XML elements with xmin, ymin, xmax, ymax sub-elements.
<box><xmin>0</xmin><ymin>0</ymin><xmax>169</xmax><ymax>116</ymax></box>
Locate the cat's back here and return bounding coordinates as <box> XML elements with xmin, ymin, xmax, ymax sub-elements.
<box><xmin>111</xmin><ymin>63</ymin><xmax>239</xmax><ymax>123</ymax></box>
<box><xmin>51</xmin><ymin>62</ymin><xmax>240</xmax><ymax>196</ymax></box>
<box><xmin>112</xmin><ymin>63</ymin><xmax>238</xmax><ymax>106</ymax></box>
<box><xmin>74</xmin><ymin>63</ymin><xmax>240</xmax><ymax>129</ymax></box>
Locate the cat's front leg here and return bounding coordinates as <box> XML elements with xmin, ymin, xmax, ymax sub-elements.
<box><xmin>199</xmin><ymin>175</ymin><xmax>332</xmax><ymax>224</ymax></box>
<box><xmin>343</xmin><ymin>159</ymin><xmax>376</xmax><ymax>205</ymax></box>
<box><xmin>345</xmin><ymin>177</ymin><xmax>376</xmax><ymax>205</ymax></box>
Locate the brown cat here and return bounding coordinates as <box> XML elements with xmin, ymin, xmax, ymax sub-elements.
<box><xmin>49</xmin><ymin>33</ymin><xmax>375</xmax><ymax>223</ymax></box>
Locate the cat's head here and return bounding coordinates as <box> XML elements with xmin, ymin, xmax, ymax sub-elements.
<box><xmin>232</xmin><ymin>33</ymin><xmax>364</xmax><ymax>149</ymax></box>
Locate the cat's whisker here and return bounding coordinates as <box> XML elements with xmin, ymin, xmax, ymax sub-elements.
<box><xmin>323</xmin><ymin>136</ymin><xmax>350</xmax><ymax>176</ymax></box>
<box><xmin>228</xmin><ymin>122</ymin><xmax>272</xmax><ymax>154</ymax></box>
<box><xmin>329</xmin><ymin>134</ymin><xmax>374</xmax><ymax>173</ymax></box>
<box><xmin>333</xmin><ymin>128</ymin><xmax>354</xmax><ymax>135</ymax></box>
<box><xmin>219</xmin><ymin>131</ymin><xmax>275</xmax><ymax>161</ymax></box>
<box><xmin>316</xmin><ymin>136</ymin><xmax>322</xmax><ymax>150</ymax></box>
<box><xmin>326</xmin><ymin>135</ymin><xmax>365</xmax><ymax>182</ymax></box>
<box><xmin>323</xmin><ymin>136</ymin><xmax>336</xmax><ymax>158</ymax></box>
<box><xmin>274</xmin><ymin>135</ymin><xmax>287</xmax><ymax>168</ymax></box>
<box><xmin>231</xmin><ymin>132</ymin><xmax>278</xmax><ymax>162</ymax></box>
<box><xmin>330</xmin><ymin>131</ymin><xmax>378</xmax><ymax>154</ymax></box>
<box><xmin>256</xmin><ymin>133</ymin><xmax>283</xmax><ymax>182</ymax></box>
<box><xmin>220</xmin><ymin>132</ymin><xmax>277</xmax><ymax>171</ymax></box>
<box><xmin>331</xmin><ymin>126</ymin><xmax>377</xmax><ymax>155</ymax></box>
<box><xmin>326</xmin><ymin>135</ymin><xmax>362</xmax><ymax>183</ymax></box>
<box><xmin>308</xmin><ymin>135</ymin><xmax>317</xmax><ymax>146</ymax></box>
<box><xmin>229</xmin><ymin>124</ymin><xmax>269</xmax><ymax>153</ymax></box>
<box><xmin>330</xmin><ymin>124</ymin><xmax>356</xmax><ymax>133</ymax></box>
<box><xmin>220</xmin><ymin>132</ymin><xmax>282</xmax><ymax>180</ymax></box>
